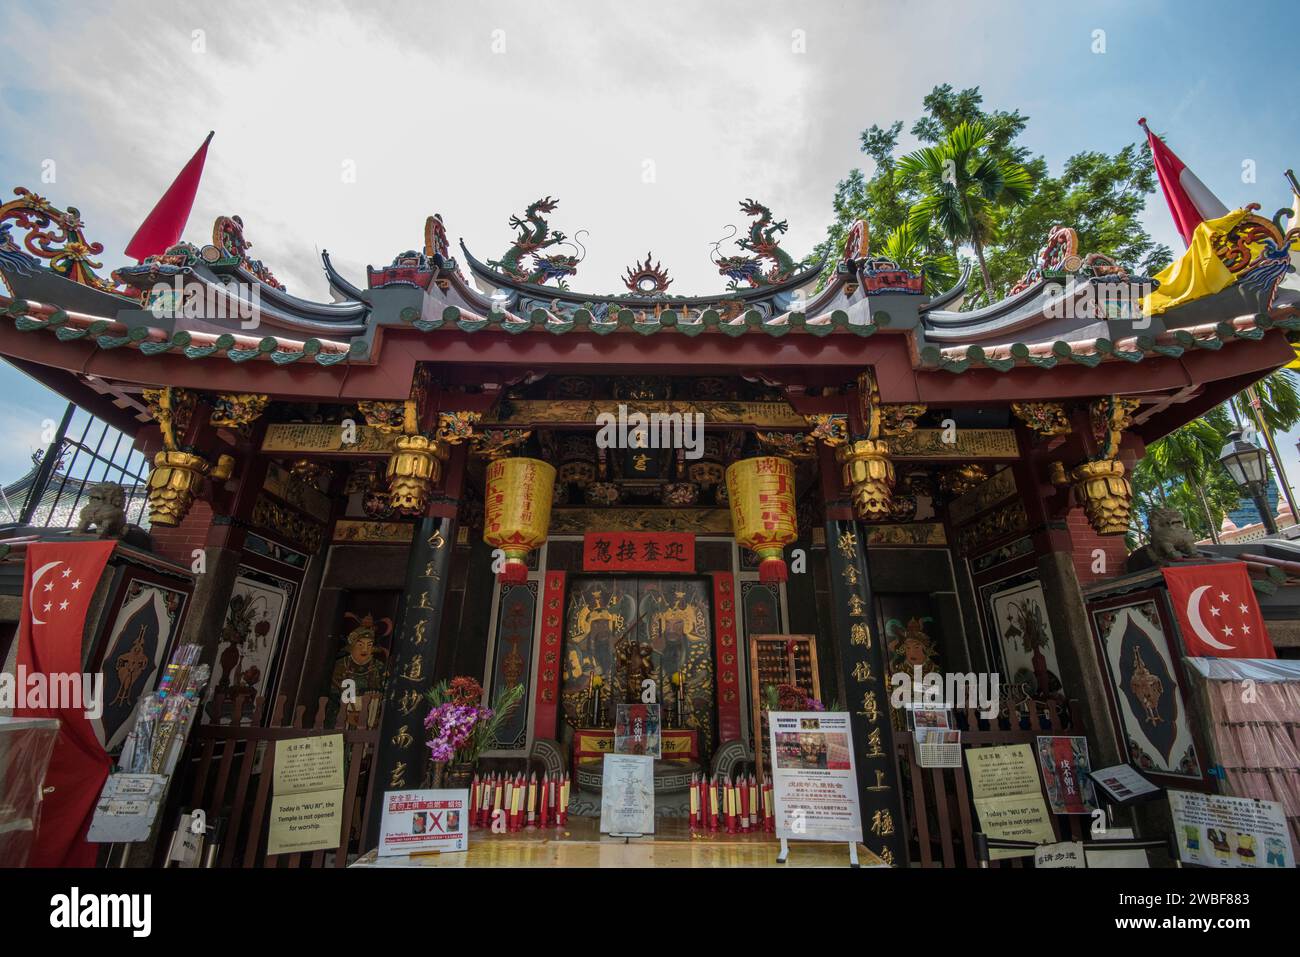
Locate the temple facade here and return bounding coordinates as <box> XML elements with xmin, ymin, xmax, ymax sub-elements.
<box><xmin>3</xmin><ymin>186</ymin><xmax>1298</xmax><ymax>866</ymax></box>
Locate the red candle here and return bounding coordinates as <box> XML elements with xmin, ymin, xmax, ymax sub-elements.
<box><xmin>710</xmin><ymin>775</ymin><xmax>720</xmax><ymax>832</ymax></box>
<box><xmin>527</xmin><ymin>772</ymin><xmax>538</xmax><ymax>828</ymax></box>
<box><xmin>539</xmin><ymin>773</ymin><xmax>550</xmax><ymax>827</ymax></box>
<box><xmin>469</xmin><ymin>774</ymin><xmax>480</xmax><ymax>828</ymax></box>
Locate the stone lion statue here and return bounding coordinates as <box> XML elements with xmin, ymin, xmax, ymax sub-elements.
<box><xmin>76</xmin><ymin>482</ymin><xmax>127</xmax><ymax>539</ymax></box>
<box><xmin>1125</xmin><ymin>507</ymin><xmax>1206</xmax><ymax>572</ymax></box>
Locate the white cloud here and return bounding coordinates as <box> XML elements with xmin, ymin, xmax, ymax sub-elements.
<box><xmin>0</xmin><ymin>0</ymin><xmax>1013</xmax><ymax>298</ymax></box>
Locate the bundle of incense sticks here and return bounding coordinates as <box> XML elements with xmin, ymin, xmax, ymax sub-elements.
<box><xmin>725</xmin><ymin>776</ymin><xmax>737</xmax><ymax>833</ymax></box>
<box><xmin>738</xmin><ymin>774</ymin><xmax>750</xmax><ymax>832</ymax></box>
<box><xmin>763</xmin><ymin>776</ymin><xmax>774</xmax><ymax>832</ymax></box>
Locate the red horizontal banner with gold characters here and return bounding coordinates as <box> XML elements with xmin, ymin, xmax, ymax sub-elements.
<box><xmin>582</xmin><ymin>532</ymin><xmax>694</xmax><ymax>573</ymax></box>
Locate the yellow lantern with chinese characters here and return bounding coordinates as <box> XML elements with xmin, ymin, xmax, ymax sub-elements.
<box><xmin>484</xmin><ymin>457</ymin><xmax>556</xmax><ymax>584</ymax></box>
<box><xmin>725</xmin><ymin>456</ymin><xmax>798</xmax><ymax>583</ymax></box>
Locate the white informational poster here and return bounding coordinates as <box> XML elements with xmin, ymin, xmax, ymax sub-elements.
<box><xmin>1168</xmin><ymin>790</ymin><xmax>1293</xmax><ymax>868</ymax></box>
<box><xmin>768</xmin><ymin>711</ymin><xmax>863</xmax><ymax>844</ymax></box>
<box><xmin>378</xmin><ymin>789</ymin><xmax>469</xmax><ymax>857</ymax></box>
<box><xmin>1089</xmin><ymin>764</ymin><xmax>1160</xmax><ymax>805</ymax></box>
<box><xmin>599</xmin><ymin>753</ymin><xmax>655</xmax><ymax>835</ymax></box>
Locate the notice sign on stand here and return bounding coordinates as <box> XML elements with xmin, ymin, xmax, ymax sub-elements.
<box><xmin>1169</xmin><ymin>790</ymin><xmax>1293</xmax><ymax>868</ymax></box>
<box><xmin>379</xmin><ymin>790</ymin><xmax>469</xmax><ymax>856</ymax></box>
<box><xmin>768</xmin><ymin>711</ymin><xmax>863</xmax><ymax>844</ymax></box>
<box><xmin>266</xmin><ymin>734</ymin><xmax>345</xmax><ymax>856</ymax></box>
<box><xmin>600</xmin><ymin>753</ymin><xmax>655</xmax><ymax>836</ymax></box>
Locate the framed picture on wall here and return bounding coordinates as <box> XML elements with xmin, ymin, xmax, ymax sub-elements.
<box><xmin>87</xmin><ymin>564</ymin><xmax>192</xmax><ymax>752</ymax></box>
<box><xmin>1087</xmin><ymin>590</ymin><xmax>1206</xmax><ymax>786</ymax></box>
<box><xmin>980</xmin><ymin>571</ymin><xmax>1065</xmax><ymax>699</ymax></box>
<box><xmin>203</xmin><ymin>565</ymin><xmax>297</xmax><ymax>725</ymax></box>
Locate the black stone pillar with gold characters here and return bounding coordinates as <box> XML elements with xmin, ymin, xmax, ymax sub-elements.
<box><xmin>365</xmin><ymin>514</ymin><xmax>456</xmax><ymax>845</ymax></box>
<box><xmin>825</xmin><ymin>517</ymin><xmax>908</xmax><ymax>867</ymax></box>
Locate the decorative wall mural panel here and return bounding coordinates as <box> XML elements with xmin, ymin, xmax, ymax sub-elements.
<box><xmin>1091</xmin><ymin>597</ymin><xmax>1202</xmax><ymax>781</ymax></box>
<box><xmin>982</xmin><ymin>573</ymin><xmax>1065</xmax><ymax>698</ymax></box>
<box><xmin>204</xmin><ymin>567</ymin><xmax>295</xmax><ymax>724</ymax></box>
<box><xmin>94</xmin><ymin>579</ymin><xmax>188</xmax><ymax>751</ymax></box>
<box><xmin>561</xmin><ymin>577</ymin><xmax>714</xmax><ymax>755</ymax></box>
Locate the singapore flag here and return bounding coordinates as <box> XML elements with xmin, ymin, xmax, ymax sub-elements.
<box><xmin>1162</xmin><ymin>562</ymin><xmax>1275</xmax><ymax>659</ymax></box>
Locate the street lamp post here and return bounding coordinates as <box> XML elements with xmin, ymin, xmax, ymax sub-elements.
<box><xmin>1218</xmin><ymin>429</ymin><xmax>1279</xmax><ymax>536</ymax></box>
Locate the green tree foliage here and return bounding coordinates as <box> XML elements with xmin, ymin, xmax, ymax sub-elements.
<box><xmin>814</xmin><ymin>84</ymin><xmax>1174</xmax><ymax>303</ymax></box>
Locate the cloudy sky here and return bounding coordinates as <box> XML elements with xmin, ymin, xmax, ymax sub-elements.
<box><xmin>0</xmin><ymin>0</ymin><xmax>1297</xmax><ymax>499</ymax></box>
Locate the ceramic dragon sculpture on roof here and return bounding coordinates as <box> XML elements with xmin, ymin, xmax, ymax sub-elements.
<box><xmin>712</xmin><ymin>198</ymin><xmax>803</xmax><ymax>289</ymax></box>
<box><xmin>487</xmin><ymin>196</ymin><xmax>586</xmax><ymax>287</ymax></box>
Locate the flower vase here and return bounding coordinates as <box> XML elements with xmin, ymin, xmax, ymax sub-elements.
<box><xmin>446</xmin><ymin>760</ymin><xmax>475</xmax><ymax>789</ymax></box>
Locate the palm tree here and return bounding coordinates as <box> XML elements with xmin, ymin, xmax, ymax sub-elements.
<box><xmin>876</xmin><ymin>221</ymin><xmax>960</xmax><ymax>296</ymax></box>
<box><xmin>897</xmin><ymin>121</ymin><xmax>1034</xmax><ymax>302</ymax></box>
<box><xmin>1141</xmin><ymin>411</ymin><xmax>1238</xmax><ymax>542</ymax></box>
<box><xmin>1229</xmin><ymin>370</ymin><xmax>1300</xmax><ymax>433</ymax></box>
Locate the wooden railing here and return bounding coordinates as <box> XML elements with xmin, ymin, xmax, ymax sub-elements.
<box><xmin>895</xmin><ymin>700</ymin><xmax>1087</xmax><ymax>868</ymax></box>
<box><xmin>180</xmin><ymin>692</ymin><xmax>381</xmax><ymax>868</ymax></box>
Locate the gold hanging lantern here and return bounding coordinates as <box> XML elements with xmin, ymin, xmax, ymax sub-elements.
<box><xmin>146</xmin><ymin>450</ymin><xmax>211</xmax><ymax>526</ymax></box>
<box><xmin>836</xmin><ymin>438</ymin><xmax>894</xmax><ymax>520</ymax></box>
<box><xmin>725</xmin><ymin>456</ymin><xmax>798</xmax><ymax>583</ymax></box>
<box><xmin>1070</xmin><ymin>459</ymin><xmax>1132</xmax><ymax>535</ymax></box>
<box><xmin>484</xmin><ymin>457</ymin><xmax>556</xmax><ymax>583</ymax></box>
<box><xmin>385</xmin><ymin>435</ymin><xmax>443</xmax><ymax>515</ymax></box>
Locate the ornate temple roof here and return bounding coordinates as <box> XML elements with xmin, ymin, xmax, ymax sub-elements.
<box><xmin>1</xmin><ymin>187</ymin><xmax>1297</xmax><ymax>431</ymax></box>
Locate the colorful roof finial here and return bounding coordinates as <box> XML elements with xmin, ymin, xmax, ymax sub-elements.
<box><xmin>622</xmin><ymin>251</ymin><xmax>673</xmax><ymax>295</ymax></box>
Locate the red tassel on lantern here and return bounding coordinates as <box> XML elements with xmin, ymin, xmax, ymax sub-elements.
<box><xmin>500</xmin><ymin>560</ymin><xmax>529</xmax><ymax>584</ymax></box>
<box><xmin>758</xmin><ymin>558</ymin><xmax>788</xmax><ymax>583</ymax></box>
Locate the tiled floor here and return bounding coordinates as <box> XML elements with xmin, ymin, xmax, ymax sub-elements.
<box><xmin>352</xmin><ymin>816</ymin><xmax>884</xmax><ymax>868</ymax></box>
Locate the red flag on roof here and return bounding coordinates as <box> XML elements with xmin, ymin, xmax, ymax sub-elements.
<box><xmin>1138</xmin><ymin>118</ymin><xmax>1228</xmax><ymax>248</ymax></box>
<box><xmin>123</xmin><ymin>131</ymin><xmax>214</xmax><ymax>262</ymax></box>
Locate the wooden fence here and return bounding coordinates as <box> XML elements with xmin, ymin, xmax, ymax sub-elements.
<box><xmin>179</xmin><ymin>693</ymin><xmax>381</xmax><ymax>868</ymax></box>
<box><xmin>894</xmin><ymin>700</ymin><xmax>1087</xmax><ymax>867</ymax></box>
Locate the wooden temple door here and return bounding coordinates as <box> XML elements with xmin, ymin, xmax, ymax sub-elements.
<box><xmin>561</xmin><ymin>576</ymin><xmax>715</xmax><ymax>759</ymax></box>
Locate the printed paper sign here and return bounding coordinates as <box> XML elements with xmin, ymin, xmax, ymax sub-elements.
<box><xmin>967</xmin><ymin>744</ymin><xmax>1055</xmax><ymax>859</ymax></box>
<box><xmin>1035</xmin><ymin>841</ymin><xmax>1085</xmax><ymax>868</ymax></box>
<box><xmin>379</xmin><ymin>789</ymin><xmax>469</xmax><ymax>856</ymax></box>
<box><xmin>87</xmin><ymin>773</ymin><xmax>168</xmax><ymax>843</ymax></box>
<box><xmin>768</xmin><ymin>711</ymin><xmax>863</xmax><ymax>844</ymax></box>
<box><xmin>615</xmin><ymin>703</ymin><xmax>662</xmax><ymax>758</ymax></box>
<box><xmin>1089</xmin><ymin>764</ymin><xmax>1161</xmax><ymax>806</ymax></box>
<box><xmin>1169</xmin><ymin>790</ymin><xmax>1293</xmax><ymax>868</ymax></box>
<box><xmin>967</xmin><ymin>743</ymin><xmax>1040</xmax><ymax>798</ymax></box>
<box><xmin>274</xmin><ymin>734</ymin><xmax>344</xmax><ymax>793</ymax></box>
<box><xmin>600</xmin><ymin>753</ymin><xmax>655</xmax><ymax>835</ymax></box>
<box><xmin>267</xmin><ymin>789</ymin><xmax>345</xmax><ymax>856</ymax></box>
<box><xmin>1036</xmin><ymin>736</ymin><xmax>1096</xmax><ymax>815</ymax></box>
<box><xmin>266</xmin><ymin>734</ymin><xmax>346</xmax><ymax>855</ymax></box>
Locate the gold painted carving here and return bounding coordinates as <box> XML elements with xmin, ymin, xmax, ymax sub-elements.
<box><xmin>1011</xmin><ymin>401</ymin><xmax>1072</xmax><ymax>437</ymax></box>
<box><xmin>209</xmin><ymin>393</ymin><xmax>270</xmax><ymax>432</ymax></box>
<box><xmin>261</xmin><ymin>423</ymin><xmax>399</xmax><ymax>456</ymax></box>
